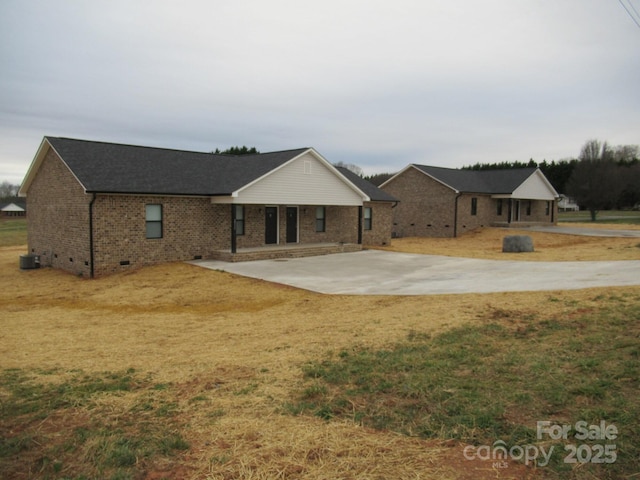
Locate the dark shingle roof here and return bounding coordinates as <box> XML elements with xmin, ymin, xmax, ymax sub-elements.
<box><xmin>335</xmin><ymin>166</ymin><xmax>398</xmax><ymax>203</ymax></box>
<box><xmin>46</xmin><ymin>137</ymin><xmax>309</xmax><ymax>195</ymax></box>
<box><xmin>412</xmin><ymin>164</ymin><xmax>537</xmax><ymax>194</ymax></box>
<box><xmin>0</xmin><ymin>198</ymin><xmax>26</xmax><ymax>210</ymax></box>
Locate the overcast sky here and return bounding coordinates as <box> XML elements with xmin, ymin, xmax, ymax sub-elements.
<box><xmin>1</xmin><ymin>0</ymin><xmax>639</xmax><ymax>185</ymax></box>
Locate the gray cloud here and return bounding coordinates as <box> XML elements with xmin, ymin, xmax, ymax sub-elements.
<box><xmin>1</xmin><ymin>0</ymin><xmax>639</xmax><ymax>184</ymax></box>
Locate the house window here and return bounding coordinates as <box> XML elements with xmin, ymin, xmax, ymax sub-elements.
<box><xmin>145</xmin><ymin>204</ymin><xmax>163</xmax><ymax>239</ymax></box>
<box><xmin>545</xmin><ymin>201</ymin><xmax>550</xmax><ymax>216</ymax></box>
<box><xmin>471</xmin><ymin>197</ymin><xmax>477</xmax><ymax>216</ymax></box>
<box><xmin>364</xmin><ymin>207</ymin><xmax>372</xmax><ymax>230</ymax></box>
<box><xmin>496</xmin><ymin>199</ymin><xmax>503</xmax><ymax>216</ymax></box>
<box><xmin>235</xmin><ymin>205</ymin><xmax>245</xmax><ymax>235</ymax></box>
<box><xmin>526</xmin><ymin>201</ymin><xmax>532</xmax><ymax>216</ymax></box>
<box><xmin>316</xmin><ymin>206</ymin><xmax>326</xmax><ymax>232</ymax></box>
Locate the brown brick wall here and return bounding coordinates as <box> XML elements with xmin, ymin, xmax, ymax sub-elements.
<box><xmin>26</xmin><ymin>149</ymin><xmax>92</xmax><ymax>276</ymax></box>
<box><xmin>382</xmin><ymin>167</ymin><xmax>458</xmax><ymax>238</ymax></box>
<box><xmin>362</xmin><ymin>202</ymin><xmax>393</xmax><ymax>246</ymax></box>
<box><xmin>455</xmin><ymin>194</ymin><xmax>496</xmax><ymax>235</ymax></box>
<box><xmin>92</xmin><ymin>196</ymin><xmax>230</xmax><ymax>276</ymax></box>
<box><xmin>382</xmin><ymin>167</ymin><xmax>557</xmax><ymax>238</ymax></box>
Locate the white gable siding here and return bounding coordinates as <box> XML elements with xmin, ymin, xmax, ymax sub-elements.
<box><xmin>1</xmin><ymin>203</ymin><xmax>25</xmax><ymax>212</ymax></box>
<box><xmin>511</xmin><ymin>171</ymin><xmax>557</xmax><ymax>200</ymax></box>
<box><xmin>232</xmin><ymin>152</ymin><xmax>365</xmax><ymax>206</ymax></box>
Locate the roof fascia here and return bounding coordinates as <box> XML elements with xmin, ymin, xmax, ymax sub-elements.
<box><xmin>378</xmin><ymin>164</ymin><xmax>414</xmax><ymax>188</ymax></box>
<box><xmin>18</xmin><ymin>137</ymin><xmax>50</xmax><ymax>196</ymax></box>
<box><xmin>233</xmin><ymin>148</ymin><xmax>370</xmax><ymax>201</ymax></box>
<box><xmin>309</xmin><ymin>148</ymin><xmax>370</xmax><ymax>200</ymax></box>
<box><xmin>410</xmin><ymin>165</ymin><xmax>460</xmax><ymax>193</ymax></box>
<box><xmin>19</xmin><ymin>137</ymin><xmax>88</xmax><ymax>196</ymax></box>
<box><xmin>533</xmin><ymin>168</ymin><xmax>560</xmax><ymax>198</ymax></box>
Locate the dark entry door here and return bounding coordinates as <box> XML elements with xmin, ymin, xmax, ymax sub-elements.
<box><xmin>265</xmin><ymin>207</ymin><xmax>278</xmax><ymax>244</ymax></box>
<box><xmin>286</xmin><ymin>207</ymin><xmax>298</xmax><ymax>243</ymax></box>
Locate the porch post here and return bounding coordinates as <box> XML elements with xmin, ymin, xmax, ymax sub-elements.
<box><xmin>231</xmin><ymin>204</ymin><xmax>237</xmax><ymax>254</ymax></box>
<box><xmin>357</xmin><ymin>206</ymin><xmax>363</xmax><ymax>244</ymax></box>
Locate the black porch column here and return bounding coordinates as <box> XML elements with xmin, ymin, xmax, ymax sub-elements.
<box><xmin>231</xmin><ymin>204</ymin><xmax>237</xmax><ymax>254</ymax></box>
<box><xmin>357</xmin><ymin>206</ymin><xmax>363</xmax><ymax>244</ymax></box>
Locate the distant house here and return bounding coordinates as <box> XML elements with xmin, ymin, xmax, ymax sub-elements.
<box><xmin>1</xmin><ymin>201</ymin><xmax>26</xmax><ymax>217</ymax></box>
<box><xmin>380</xmin><ymin>165</ymin><xmax>559</xmax><ymax>238</ymax></box>
<box><xmin>558</xmin><ymin>195</ymin><xmax>580</xmax><ymax>212</ymax></box>
<box><xmin>19</xmin><ymin>137</ymin><xmax>396</xmax><ymax>277</ymax></box>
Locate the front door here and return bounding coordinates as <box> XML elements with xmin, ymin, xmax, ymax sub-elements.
<box><xmin>513</xmin><ymin>200</ymin><xmax>521</xmax><ymax>222</ymax></box>
<box><xmin>286</xmin><ymin>207</ymin><xmax>298</xmax><ymax>243</ymax></box>
<box><xmin>265</xmin><ymin>207</ymin><xmax>278</xmax><ymax>244</ymax></box>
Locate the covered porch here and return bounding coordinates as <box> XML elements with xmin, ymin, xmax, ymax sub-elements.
<box><xmin>211</xmin><ymin>241</ymin><xmax>362</xmax><ymax>262</ymax></box>
<box><xmin>491</xmin><ymin>197</ymin><xmax>557</xmax><ymax>227</ymax></box>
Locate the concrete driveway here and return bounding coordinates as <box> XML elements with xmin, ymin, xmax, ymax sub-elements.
<box><xmin>190</xmin><ymin>250</ymin><xmax>640</xmax><ymax>295</ymax></box>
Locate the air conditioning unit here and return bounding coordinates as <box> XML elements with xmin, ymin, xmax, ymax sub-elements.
<box><xmin>20</xmin><ymin>254</ymin><xmax>40</xmax><ymax>270</ymax></box>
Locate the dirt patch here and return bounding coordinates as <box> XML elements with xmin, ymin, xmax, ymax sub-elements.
<box><xmin>2</xmin><ymin>241</ymin><xmax>638</xmax><ymax>479</ymax></box>
<box><xmin>375</xmin><ymin>227</ymin><xmax>640</xmax><ymax>261</ymax></box>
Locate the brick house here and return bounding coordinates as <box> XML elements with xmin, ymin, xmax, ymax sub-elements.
<box><xmin>380</xmin><ymin>164</ymin><xmax>558</xmax><ymax>238</ymax></box>
<box><xmin>1</xmin><ymin>201</ymin><xmax>26</xmax><ymax>217</ymax></box>
<box><xmin>19</xmin><ymin>137</ymin><xmax>396</xmax><ymax>277</ymax></box>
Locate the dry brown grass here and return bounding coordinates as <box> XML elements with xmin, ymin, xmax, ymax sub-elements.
<box><xmin>375</xmin><ymin>227</ymin><xmax>640</xmax><ymax>261</ymax></box>
<box><xmin>1</xmin><ymin>233</ymin><xmax>638</xmax><ymax>479</ymax></box>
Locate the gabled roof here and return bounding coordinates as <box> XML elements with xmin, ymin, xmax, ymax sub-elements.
<box><xmin>1</xmin><ymin>202</ymin><xmax>25</xmax><ymax>212</ymax></box>
<box><xmin>411</xmin><ymin>164</ymin><xmax>538</xmax><ymax>194</ymax></box>
<box><xmin>0</xmin><ymin>197</ymin><xmax>26</xmax><ymax>209</ymax></box>
<box><xmin>335</xmin><ymin>166</ymin><xmax>398</xmax><ymax>203</ymax></box>
<box><xmin>21</xmin><ymin>137</ymin><xmax>311</xmax><ymax>196</ymax></box>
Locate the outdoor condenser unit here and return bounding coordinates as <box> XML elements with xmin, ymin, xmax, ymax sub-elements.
<box><xmin>19</xmin><ymin>254</ymin><xmax>40</xmax><ymax>270</ymax></box>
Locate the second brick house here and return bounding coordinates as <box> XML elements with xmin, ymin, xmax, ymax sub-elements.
<box><xmin>380</xmin><ymin>164</ymin><xmax>559</xmax><ymax>238</ymax></box>
<box><xmin>19</xmin><ymin>137</ymin><xmax>396</xmax><ymax>277</ymax></box>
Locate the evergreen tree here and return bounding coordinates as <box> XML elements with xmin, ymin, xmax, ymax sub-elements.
<box><xmin>213</xmin><ymin>146</ymin><xmax>259</xmax><ymax>155</ymax></box>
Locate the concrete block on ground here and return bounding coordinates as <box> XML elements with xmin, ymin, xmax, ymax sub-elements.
<box><xmin>502</xmin><ymin>235</ymin><xmax>534</xmax><ymax>253</ymax></box>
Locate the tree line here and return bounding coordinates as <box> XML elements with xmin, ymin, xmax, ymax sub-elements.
<box><xmin>4</xmin><ymin>140</ymin><xmax>638</xmax><ymax>222</ymax></box>
<box><xmin>461</xmin><ymin>141</ymin><xmax>640</xmax><ymax>219</ymax></box>
<box><xmin>364</xmin><ymin>140</ymin><xmax>639</xmax><ymax>221</ymax></box>
<box><xmin>0</xmin><ymin>181</ymin><xmax>20</xmax><ymax>200</ymax></box>
<box><xmin>565</xmin><ymin>140</ymin><xmax>640</xmax><ymax>220</ymax></box>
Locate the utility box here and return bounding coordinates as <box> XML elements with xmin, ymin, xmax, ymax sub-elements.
<box><xmin>20</xmin><ymin>254</ymin><xmax>40</xmax><ymax>270</ymax></box>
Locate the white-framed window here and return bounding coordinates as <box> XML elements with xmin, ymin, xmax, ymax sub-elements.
<box><xmin>364</xmin><ymin>207</ymin><xmax>372</xmax><ymax>231</ymax></box>
<box><xmin>235</xmin><ymin>205</ymin><xmax>245</xmax><ymax>235</ymax></box>
<box><xmin>316</xmin><ymin>206</ymin><xmax>326</xmax><ymax>232</ymax></box>
<box><xmin>145</xmin><ymin>204</ymin><xmax>163</xmax><ymax>239</ymax></box>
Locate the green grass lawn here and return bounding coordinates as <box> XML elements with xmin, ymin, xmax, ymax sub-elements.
<box><xmin>0</xmin><ymin>368</ymin><xmax>189</xmax><ymax>479</ymax></box>
<box><xmin>558</xmin><ymin>210</ymin><xmax>640</xmax><ymax>224</ymax></box>
<box><xmin>289</xmin><ymin>293</ymin><xmax>640</xmax><ymax>479</ymax></box>
<box><xmin>0</xmin><ymin>218</ymin><xmax>27</xmax><ymax>247</ymax></box>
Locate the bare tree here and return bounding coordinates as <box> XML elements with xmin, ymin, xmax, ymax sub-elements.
<box><xmin>0</xmin><ymin>181</ymin><xmax>20</xmax><ymax>199</ymax></box>
<box><xmin>566</xmin><ymin>140</ymin><xmax>621</xmax><ymax>221</ymax></box>
<box><xmin>334</xmin><ymin>162</ymin><xmax>364</xmax><ymax>177</ymax></box>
